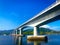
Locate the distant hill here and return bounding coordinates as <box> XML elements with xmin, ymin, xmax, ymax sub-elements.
<box><xmin>0</xmin><ymin>27</ymin><xmax>60</xmax><ymax>35</ymax></box>
<box><xmin>23</xmin><ymin>27</ymin><xmax>60</xmax><ymax>35</ymax></box>
<box><xmin>0</xmin><ymin>29</ymin><xmax>14</xmax><ymax>35</ymax></box>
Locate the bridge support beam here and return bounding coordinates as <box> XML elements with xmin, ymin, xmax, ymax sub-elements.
<box><xmin>34</xmin><ymin>26</ymin><xmax>37</xmax><ymax>36</ymax></box>
<box><xmin>14</xmin><ymin>28</ymin><xmax>23</xmax><ymax>37</ymax></box>
<box><xmin>18</xmin><ymin>28</ymin><xmax>23</xmax><ymax>37</ymax></box>
<box><xmin>27</xmin><ymin>26</ymin><xmax>47</xmax><ymax>41</ymax></box>
<box><xmin>19</xmin><ymin>28</ymin><xmax>22</xmax><ymax>35</ymax></box>
<box><xmin>16</xmin><ymin>30</ymin><xmax>17</xmax><ymax>35</ymax></box>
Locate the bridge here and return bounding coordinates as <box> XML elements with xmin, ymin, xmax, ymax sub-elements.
<box><xmin>15</xmin><ymin>0</ymin><xmax>60</xmax><ymax>41</ymax></box>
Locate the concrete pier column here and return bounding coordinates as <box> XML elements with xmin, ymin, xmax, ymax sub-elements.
<box><xmin>34</xmin><ymin>26</ymin><xmax>38</xmax><ymax>36</ymax></box>
<box><xmin>16</xmin><ymin>30</ymin><xmax>17</xmax><ymax>34</ymax></box>
<box><xmin>18</xmin><ymin>28</ymin><xmax>22</xmax><ymax>45</ymax></box>
<box><xmin>19</xmin><ymin>28</ymin><xmax>22</xmax><ymax>35</ymax></box>
<box><xmin>14</xmin><ymin>30</ymin><xmax>17</xmax><ymax>38</ymax></box>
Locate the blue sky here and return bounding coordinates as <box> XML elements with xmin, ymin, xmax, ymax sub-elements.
<box><xmin>0</xmin><ymin>0</ymin><xmax>60</xmax><ymax>30</ymax></box>
<box><xmin>41</xmin><ymin>20</ymin><xmax>60</xmax><ymax>31</ymax></box>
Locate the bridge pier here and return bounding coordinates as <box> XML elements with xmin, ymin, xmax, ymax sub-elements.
<box><xmin>18</xmin><ymin>28</ymin><xmax>23</xmax><ymax>37</ymax></box>
<box><xmin>34</xmin><ymin>26</ymin><xmax>37</xmax><ymax>36</ymax></box>
<box><xmin>27</xmin><ymin>26</ymin><xmax>47</xmax><ymax>41</ymax></box>
<box><xmin>19</xmin><ymin>28</ymin><xmax>22</xmax><ymax>35</ymax></box>
<box><xmin>13</xmin><ymin>28</ymin><xmax>23</xmax><ymax>37</ymax></box>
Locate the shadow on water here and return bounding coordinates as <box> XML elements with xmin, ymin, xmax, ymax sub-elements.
<box><xmin>16</xmin><ymin>35</ymin><xmax>48</xmax><ymax>45</ymax></box>
<box><xmin>27</xmin><ymin>35</ymin><xmax>48</xmax><ymax>45</ymax></box>
<box><xmin>27</xmin><ymin>39</ymin><xmax>48</xmax><ymax>45</ymax></box>
<box><xmin>16</xmin><ymin>37</ymin><xmax>22</xmax><ymax>45</ymax></box>
<box><xmin>16</xmin><ymin>34</ymin><xmax>60</xmax><ymax>45</ymax></box>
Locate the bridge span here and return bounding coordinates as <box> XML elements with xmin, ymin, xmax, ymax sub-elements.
<box><xmin>15</xmin><ymin>0</ymin><xmax>60</xmax><ymax>41</ymax></box>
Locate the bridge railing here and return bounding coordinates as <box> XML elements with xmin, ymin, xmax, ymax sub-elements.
<box><xmin>18</xmin><ymin>0</ymin><xmax>60</xmax><ymax>28</ymax></box>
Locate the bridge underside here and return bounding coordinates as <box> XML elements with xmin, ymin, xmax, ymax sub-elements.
<box><xmin>26</xmin><ymin>3</ymin><xmax>60</xmax><ymax>41</ymax></box>
<box><xmin>37</xmin><ymin>15</ymin><xmax>60</xmax><ymax>27</ymax></box>
<box><xmin>15</xmin><ymin>1</ymin><xmax>60</xmax><ymax>41</ymax></box>
<box><xmin>27</xmin><ymin>15</ymin><xmax>60</xmax><ymax>41</ymax></box>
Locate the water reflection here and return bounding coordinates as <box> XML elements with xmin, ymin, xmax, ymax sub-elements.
<box><xmin>18</xmin><ymin>37</ymin><xmax>22</xmax><ymax>45</ymax></box>
<box><xmin>16</xmin><ymin>36</ymin><xmax>48</xmax><ymax>45</ymax></box>
<box><xmin>16</xmin><ymin>35</ymin><xmax>60</xmax><ymax>45</ymax></box>
<box><xmin>34</xmin><ymin>41</ymin><xmax>41</xmax><ymax>45</ymax></box>
<box><xmin>16</xmin><ymin>37</ymin><xmax>22</xmax><ymax>45</ymax></box>
<box><xmin>27</xmin><ymin>39</ymin><xmax>48</xmax><ymax>45</ymax></box>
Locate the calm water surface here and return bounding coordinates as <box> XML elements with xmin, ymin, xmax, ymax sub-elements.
<box><xmin>19</xmin><ymin>34</ymin><xmax>60</xmax><ymax>45</ymax></box>
<box><xmin>0</xmin><ymin>34</ymin><xmax>60</xmax><ymax>45</ymax></box>
<box><xmin>0</xmin><ymin>35</ymin><xmax>16</xmax><ymax>45</ymax></box>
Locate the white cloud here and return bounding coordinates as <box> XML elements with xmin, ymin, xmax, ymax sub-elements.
<box><xmin>50</xmin><ymin>26</ymin><xmax>60</xmax><ymax>30</ymax></box>
<box><xmin>40</xmin><ymin>25</ymin><xmax>50</xmax><ymax>28</ymax></box>
<box><xmin>40</xmin><ymin>25</ymin><xmax>60</xmax><ymax>30</ymax></box>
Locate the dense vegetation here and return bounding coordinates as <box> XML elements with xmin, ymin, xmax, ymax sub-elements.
<box><xmin>22</xmin><ymin>27</ymin><xmax>60</xmax><ymax>35</ymax></box>
<box><xmin>0</xmin><ymin>27</ymin><xmax>60</xmax><ymax>35</ymax></box>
